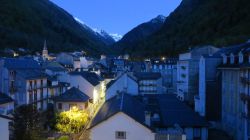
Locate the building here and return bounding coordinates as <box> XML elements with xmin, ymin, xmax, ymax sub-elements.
<box><xmin>151</xmin><ymin>58</ymin><xmax>178</xmax><ymax>94</ymax></box>
<box><xmin>0</xmin><ymin>115</ymin><xmax>13</xmax><ymax>140</ymax></box>
<box><xmin>0</xmin><ymin>93</ymin><xmax>14</xmax><ymax>115</ymax></box>
<box><xmin>195</xmin><ymin>54</ymin><xmax>222</xmax><ymax>121</ymax></box>
<box><xmin>134</xmin><ymin>72</ymin><xmax>163</xmax><ymax>95</ymax></box>
<box><xmin>176</xmin><ymin>46</ymin><xmax>219</xmax><ymax>104</ymax></box>
<box><xmin>14</xmin><ymin>69</ymin><xmax>48</xmax><ymax>110</ymax></box>
<box><xmin>218</xmin><ymin>42</ymin><xmax>250</xmax><ymax>140</ymax></box>
<box><xmin>56</xmin><ymin>52</ymin><xmax>82</xmax><ymax>71</ymax></box>
<box><xmin>88</xmin><ymin>93</ymin><xmax>209</xmax><ymax>140</ymax></box>
<box><xmin>42</xmin><ymin>40</ymin><xmax>49</xmax><ymax>60</ymax></box>
<box><xmin>105</xmin><ymin>73</ymin><xmax>138</xmax><ymax>100</ymax></box>
<box><xmin>0</xmin><ymin>58</ymin><xmax>43</xmax><ymax>106</ymax></box>
<box><xmin>54</xmin><ymin>87</ymin><xmax>90</xmax><ymax>112</ymax></box>
<box><xmin>67</xmin><ymin>71</ymin><xmax>105</xmax><ymax>104</ymax></box>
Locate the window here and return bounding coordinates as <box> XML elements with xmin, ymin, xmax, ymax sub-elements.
<box><xmin>116</xmin><ymin>131</ymin><xmax>126</xmax><ymax>139</ymax></box>
<box><xmin>58</xmin><ymin>103</ymin><xmax>62</xmax><ymax>110</ymax></box>
<box><xmin>193</xmin><ymin>128</ymin><xmax>201</xmax><ymax>138</ymax></box>
<box><xmin>69</xmin><ymin>104</ymin><xmax>77</xmax><ymax>109</ymax></box>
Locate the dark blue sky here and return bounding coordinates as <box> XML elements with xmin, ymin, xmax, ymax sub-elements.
<box><xmin>51</xmin><ymin>0</ymin><xmax>181</xmax><ymax>35</ymax></box>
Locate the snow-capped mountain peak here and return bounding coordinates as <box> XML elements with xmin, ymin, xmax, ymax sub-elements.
<box><xmin>109</xmin><ymin>33</ymin><xmax>123</xmax><ymax>41</ymax></box>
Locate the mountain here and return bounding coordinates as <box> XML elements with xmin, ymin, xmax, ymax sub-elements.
<box><xmin>0</xmin><ymin>0</ymin><xmax>113</xmax><ymax>56</ymax></box>
<box><xmin>109</xmin><ymin>34</ymin><xmax>123</xmax><ymax>42</ymax></box>
<box><xmin>74</xmin><ymin>17</ymin><xmax>115</xmax><ymax>45</ymax></box>
<box><xmin>113</xmin><ymin>15</ymin><xmax>166</xmax><ymax>52</ymax></box>
<box><xmin>121</xmin><ymin>0</ymin><xmax>250</xmax><ymax>58</ymax></box>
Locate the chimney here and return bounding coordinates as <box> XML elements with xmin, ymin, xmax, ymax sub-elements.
<box><xmin>145</xmin><ymin>111</ymin><xmax>151</xmax><ymax>126</ymax></box>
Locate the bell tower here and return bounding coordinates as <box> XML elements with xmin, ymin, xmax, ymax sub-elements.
<box><xmin>42</xmin><ymin>40</ymin><xmax>48</xmax><ymax>60</ymax></box>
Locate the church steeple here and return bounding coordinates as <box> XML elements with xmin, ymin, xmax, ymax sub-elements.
<box><xmin>42</xmin><ymin>40</ymin><xmax>49</xmax><ymax>60</ymax></box>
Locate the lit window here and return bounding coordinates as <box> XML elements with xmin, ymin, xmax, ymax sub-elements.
<box><xmin>116</xmin><ymin>131</ymin><xmax>126</xmax><ymax>139</ymax></box>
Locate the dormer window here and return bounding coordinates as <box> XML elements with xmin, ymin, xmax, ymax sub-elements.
<box><xmin>239</xmin><ymin>52</ymin><xmax>243</xmax><ymax>64</ymax></box>
<box><xmin>222</xmin><ymin>54</ymin><xmax>227</xmax><ymax>64</ymax></box>
<box><xmin>230</xmin><ymin>53</ymin><xmax>234</xmax><ymax>64</ymax></box>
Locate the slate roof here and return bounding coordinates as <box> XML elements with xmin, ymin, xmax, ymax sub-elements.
<box><xmin>2</xmin><ymin>58</ymin><xmax>41</xmax><ymax>70</ymax></box>
<box><xmin>16</xmin><ymin>69</ymin><xmax>47</xmax><ymax>80</ymax></box>
<box><xmin>134</xmin><ymin>72</ymin><xmax>161</xmax><ymax>80</ymax></box>
<box><xmin>42</xmin><ymin>61</ymin><xmax>66</xmax><ymax>72</ymax></box>
<box><xmin>69</xmin><ymin>71</ymin><xmax>103</xmax><ymax>86</ymax></box>
<box><xmin>143</xmin><ymin>94</ymin><xmax>209</xmax><ymax>127</ymax></box>
<box><xmin>54</xmin><ymin>87</ymin><xmax>89</xmax><ymax>102</ymax></box>
<box><xmin>89</xmin><ymin>93</ymin><xmax>208</xmax><ymax>130</ymax></box>
<box><xmin>89</xmin><ymin>93</ymin><xmax>147</xmax><ymax>129</ymax></box>
<box><xmin>0</xmin><ymin>93</ymin><xmax>13</xmax><ymax>104</ymax></box>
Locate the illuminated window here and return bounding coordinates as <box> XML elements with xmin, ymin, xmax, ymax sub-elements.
<box><xmin>116</xmin><ymin>131</ymin><xmax>126</xmax><ymax>139</ymax></box>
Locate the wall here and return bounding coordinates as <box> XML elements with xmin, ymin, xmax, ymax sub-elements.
<box><xmin>0</xmin><ymin>117</ymin><xmax>11</xmax><ymax>140</ymax></box>
<box><xmin>106</xmin><ymin>74</ymin><xmax>138</xmax><ymax>100</ymax></box>
<box><xmin>90</xmin><ymin>112</ymin><xmax>155</xmax><ymax>140</ymax></box>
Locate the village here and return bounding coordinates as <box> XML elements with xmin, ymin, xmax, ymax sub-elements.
<box><xmin>0</xmin><ymin>40</ymin><xmax>249</xmax><ymax>140</ymax></box>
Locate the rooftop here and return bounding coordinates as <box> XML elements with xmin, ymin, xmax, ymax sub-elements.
<box><xmin>0</xmin><ymin>93</ymin><xmax>13</xmax><ymax>105</ymax></box>
<box><xmin>54</xmin><ymin>87</ymin><xmax>89</xmax><ymax>102</ymax></box>
<box><xmin>89</xmin><ymin>93</ymin><xmax>208</xmax><ymax>130</ymax></box>
<box><xmin>2</xmin><ymin>58</ymin><xmax>41</xmax><ymax>70</ymax></box>
<box><xmin>69</xmin><ymin>71</ymin><xmax>103</xmax><ymax>86</ymax></box>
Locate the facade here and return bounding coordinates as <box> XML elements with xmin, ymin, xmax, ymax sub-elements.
<box><xmin>134</xmin><ymin>72</ymin><xmax>163</xmax><ymax>95</ymax></box>
<box><xmin>105</xmin><ymin>73</ymin><xmax>138</xmax><ymax>100</ymax></box>
<box><xmin>89</xmin><ymin>93</ymin><xmax>208</xmax><ymax>140</ymax></box>
<box><xmin>0</xmin><ymin>115</ymin><xmax>13</xmax><ymax>140</ymax></box>
<box><xmin>0</xmin><ymin>59</ymin><xmax>47</xmax><ymax>108</ymax></box>
<box><xmin>151</xmin><ymin>58</ymin><xmax>177</xmax><ymax>94</ymax></box>
<box><xmin>195</xmin><ymin>54</ymin><xmax>222</xmax><ymax>121</ymax></box>
<box><xmin>177</xmin><ymin>46</ymin><xmax>219</xmax><ymax>104</ymax></box>
<box><xmin>56</xmin><ymin>53</ymin><xmax>82</xmax><ymax>71</ymax></box>
<box><xmin>54</xmin><ymin>87</ymin><xmax>90</xmax><ymax>112</ymax></box>
<box><xmin>67</xmin><ymin>71</ymin><xmax>105</xmax><ymax>104</ymax></box>
<box><xmin>218</xmin><ymin>43</ymin><xmax>250</xmax><ymax>140</ymax></box>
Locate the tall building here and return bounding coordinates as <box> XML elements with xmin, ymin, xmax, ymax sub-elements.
<box><xmin>176</xmin><ymin>46</ymin><xmax>219</xmax><ymax>104</ymax></box>
<box><xmin>218</xmin><ymin>42</ymin><xmax>250</xmax><ymax>140</ymax></box>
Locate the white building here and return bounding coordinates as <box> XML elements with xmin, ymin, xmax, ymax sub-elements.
<box><xmin>0</xmin><ymin>115</ymin><xmax>13</xmax><ymax>140</ymax></box>
<box><xmin>218</xmin><ymin>42</ymin><xmax>250</xmax><ymax>140</ymax></box>
<box><xmin>67</xmin><ymin>71</ymin><xmax>105</xmax><ymax>104</ymax></box>
<box><xmin>54</xmin><ymin>87</ymin><xmax>90</xmax><ymax>112</ymax></box>
<box><xmin>88</xmin><ymin>93</ymin><xmax>208</xmax><ymax>140</ymax></box>
<box><xmin>176</xmin><ymin>46</ymin><xmax>219</xmax><ymax>104</ymax></box>
<box><xmin>134</xmin><ymin>72</ymin><xmax>163</xmax><ymax>95</ymax></box>
<box><xmin>105</xmin><ymin>72</ymin><xmax>138</xmax><ymax>100</ymax></box>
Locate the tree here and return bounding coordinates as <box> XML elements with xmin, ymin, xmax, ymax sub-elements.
<box><xmin>56</xmin><ymin>107</ymin><xmax>89</xmax><ymax>134</ymax></box>
<box><xmin>13</xmin><ymin>105</ymin><xmax>42</xmax><ymax>140</ymax></box>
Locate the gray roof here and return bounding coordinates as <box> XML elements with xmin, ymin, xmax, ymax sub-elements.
<box><xmin>54</xmin><ymin>87</ymin><xmax>89</xmax><ymax>102</ymax></box>
<box><xmin>16</xmin><ymin>69</ymin><xmax>47</xmax><ymax>80</ymax></box>
<box><xmin>42</xmin><ymin>61</ymin><xmax>66</xmax><ymax>72</ymax></box>
<box><xmin>69</xmin><ymin>71</ymin><xmax>103</xmax><ymax>86</ymax></box>
<box><xmin>3</xmin><ymin>58</ymin><xmax>41</xmax><ymax>70</ymax></box>
<box><xmin>89</xmin><ymin>93</ymin><xmax>147</xmax><ymax>129</ymax></box>
<box><xmin>134</xmin><ymin>72</ymin><xmax>161</xmax><ymax>80</ymax></box>
<box><xmin>89</xmin><ymin>93</ymin><xmax>208</xmax><ymax>130</ymax></box>
<box><xmin>0</xmin><ymin>93</ymin><xmax>13</xmax><ymax>104</ymax></box>
<box><xmin>142</xmin><ymin>94</ymin><xmax>209</xmax><ymax>127</ymax></box>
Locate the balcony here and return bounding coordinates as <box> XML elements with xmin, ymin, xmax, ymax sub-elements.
<box><xmin>241</xmin><ymin>77</ymin><xmax>250</xmax><ymax>85</ymax></box>
<box><xmin>240</xmin><ymin>93</ymin><xmax>250</xmax><ymax>101</ymax></box>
